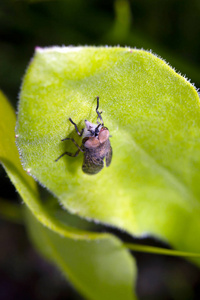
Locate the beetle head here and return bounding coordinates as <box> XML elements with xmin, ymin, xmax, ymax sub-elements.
<box><xmin>83</xmin><ymin>121</ymin><xmax>109</xmax><ymax>148</ymax></box>
<box><xmin>84</xmin><ymin>120</ymin><xmax>102</xmax><ymax>138</ymax></box>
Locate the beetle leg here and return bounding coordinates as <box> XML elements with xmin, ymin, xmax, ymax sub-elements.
<box><xmin>69</xmin><ymin>118</ymin><xmax>84</xmax><ymax>136</ymax></box>
<box><xmin>55</xmin><ymin>148</ymin><xmax>80</xmax><ymax>162</ymax></box>
<box><xmin>61</xmin><ymin>137</ymin><xmax>83</xmax><ymax>151</ymax></box>
<box><xmin>96</xmin><ymin>96</ymin><xmax>104</xmax><ymax>125</ymax></box>
<box><xmin>55</xmin><ymin>138</ymin><xmax>84</xmax><ymax>162</ymax></box>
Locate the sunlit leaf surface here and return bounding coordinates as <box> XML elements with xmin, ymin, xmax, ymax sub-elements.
<box><xmin>16</xmin><ymin>47</ymin><xmax>200</xmax><ymax>258</ymax></box>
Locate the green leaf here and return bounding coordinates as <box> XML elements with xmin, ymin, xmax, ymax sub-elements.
<box><xmin>0</xmin><ymin>90</ymin><xmax>39</xmax><ymax>213</ymax></box>
<box><xmin>0</xmin><ymin>90</ymin><xmax>137</xmax><ymax>300</ymax></box>
<box><xmin>25</xmin><ymin>208</ymin><xmax>137</xmax><ymax>300</ymax></box>
<box><xmin>0</xmin><ymin>90</ymin><xmax>98</xmax><ymax>238</ymax></box>
<box><xmin>16</xmin><ymin>46</ymin><xmax>200</xmax><ymax>258</ymax></box>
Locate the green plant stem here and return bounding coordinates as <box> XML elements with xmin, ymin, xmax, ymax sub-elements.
<box><xmin>1</xmin><ymin>198</ymin><xmax>200</xmax><ymax>259</ymax></box>
<box><xmin>123</xmin><ymin>243</ymin><xmax>200</xmax><ymax>258</ymax></box>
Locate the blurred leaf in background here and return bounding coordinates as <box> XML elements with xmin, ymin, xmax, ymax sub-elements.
<box><xmin>0</xmin><ymin>0</ymin><xmax>200</xmax><ymax>104</ymax></box>
<box><xmin>0</xmin><ymin>0</ymin><xmax>200</xmax><ymax>299</ymax></box>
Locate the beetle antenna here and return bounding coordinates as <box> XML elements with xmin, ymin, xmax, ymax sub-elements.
<box><xmin>96</xmin><ymin>96</ymin><xmax>104</xmax><ymax>125</ymax></box>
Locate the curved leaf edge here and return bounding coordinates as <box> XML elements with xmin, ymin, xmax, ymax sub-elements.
<box><xmin>34</xmin><ymin>45</ymin><xmax>199</xmax><ymax>97</ymax></box>
<box><xmin>16</xmin><ymin>46</ymin><xmax>200</xmax><ymax>244</ymax></box>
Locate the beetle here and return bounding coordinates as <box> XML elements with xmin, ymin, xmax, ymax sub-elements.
<box><xmin>55</xmin><ymin>96</ymin><xmax>112</xmax><ymax>175</ymax></box>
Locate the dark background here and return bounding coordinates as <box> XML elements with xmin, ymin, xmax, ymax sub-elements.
<box><xmin>0</xmin><ymin>0</ymin><xmax>200</xmax><ymax>299</ymax></box>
